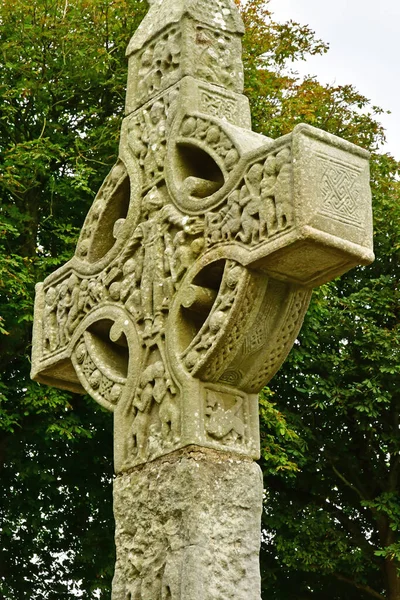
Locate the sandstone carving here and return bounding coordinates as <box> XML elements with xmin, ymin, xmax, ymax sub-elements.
<box><xmin>31</xmin><ymin>0</ymin><xmax>374</xmax><ymax>597</ymax></box>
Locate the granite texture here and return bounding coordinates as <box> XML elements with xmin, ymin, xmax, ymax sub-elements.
<box><xmin>112</xmin><ymin>448</ymin><xmax>263</xmax><ymax>600</ymax></box>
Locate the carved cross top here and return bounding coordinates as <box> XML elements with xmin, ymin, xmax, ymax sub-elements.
<box><xmin>32</xmin><ymin>0</ymin><xmax>373</xmax><ymax>473</ymax></box>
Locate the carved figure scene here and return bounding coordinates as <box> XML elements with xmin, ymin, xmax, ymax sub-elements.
<box><xmin>204</xmin><ymin>145</ymin><xmax>294</xmax><ymax>247</ymax></box>
<box><xmin>194</xmin><ymin>26</ymin><xmax>241</xmax><ymax>91</ymax></box>
<box><xmin>127</xmin><ymin>356</ymin><xmax>180</xmax><ymax>462</ymax></box>
<box><xmin>128</xmin><ymin>99</ymin><xmax>168</xmax><ymax>189</ymax></box>
<box><xmin>43</xmin><ymin>182</ymin><xmax>204</xmax><ymax>356</ymax></box>
<box><xmin>205</xmin><ymin>389</ymin><xmax>245</xmax><ymax>445</ymax></box>
<box><xmin>136</xmin><ymin>25</ymin><xmax>181</xmax><ymax>104</ymax></box>
<box><xmin>43</xmin><ymin>272</ymin><xmax>106</xmax><ymax>355</ymax></box>
<box><xmin>115</xmin><ymin>184</ymin><xmax>204</xmax><ymax>340</ymax></box>
<box><xmin>114</xmin><ymin>510</ymin><xmax>184</xmax><ymax>600</ymax></box>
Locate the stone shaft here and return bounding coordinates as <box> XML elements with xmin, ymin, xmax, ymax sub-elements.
<box><xmin>112</xmin><ymin>448</ymin><xmax>263</xmax><ymax>600</ymax></box>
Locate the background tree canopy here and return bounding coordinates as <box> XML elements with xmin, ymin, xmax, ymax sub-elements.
<box><xmin>0</xmin><ymin>0</ymin><xmax>399</xmax><ymax>598</ymax></box>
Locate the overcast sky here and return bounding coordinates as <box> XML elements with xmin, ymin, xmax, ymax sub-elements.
<box><xmin>268</xmin><ymin>0</ymin><xmax>400</xmax><ymax>158</ymax></box>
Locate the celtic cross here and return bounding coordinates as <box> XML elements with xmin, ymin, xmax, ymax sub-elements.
<box><xmin>31</xmin><ymin>0</ymin><xmax>374</xmax><ymax>597</ymax></box>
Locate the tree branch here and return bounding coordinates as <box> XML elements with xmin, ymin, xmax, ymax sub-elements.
<box><xmin>389</xmin><ymin>454</ymin><xmax>400</xmax><ymax>492</ymax></box>
<box><xmin>322</xmin><ymin>504</ymin><xmax>379</xmax><ymax>563</ymax></box>
<box><xmin>331</xmin><ymin>464</ymin><xmax>367</xmax><ymax>500</ymax></box>
<box><xmin>334</xmin><ymin>573</ymin><xmax>385</xmax><ymax>600</ymax></box>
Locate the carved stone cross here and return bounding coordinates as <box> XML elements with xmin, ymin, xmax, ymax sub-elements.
<box><xmin>31</xmin><ymin>0</ymin><xmax>374</xmax><ymax>597</ymax></box>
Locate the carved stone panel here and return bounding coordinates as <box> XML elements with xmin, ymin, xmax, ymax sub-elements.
<box><xmin>125</xmin><ymin>0</ymin><xmax>245</xmax><ymax>114</ymax></box>
<box><xmin>31</xmin><ymin>0</ymin><xmax>374</xmax><ymax>475</ymax></box>
<box><xmin>112</xmin><ymin>450</ymin><xmax>263</xmax><ymax>600</ymax></box>
<box><xmin>293</xmin><ymin>127</ymin><xmax>373</xmax><ymax>246</ymax></box>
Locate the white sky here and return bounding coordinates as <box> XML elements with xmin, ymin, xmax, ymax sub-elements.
<box><xmin>268</xmin><ymin>0</ymin><xmax>400</xmax><ymax>158</ymax></box>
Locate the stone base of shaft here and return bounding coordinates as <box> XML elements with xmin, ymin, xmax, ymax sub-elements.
<box><xmin>112</xmin><ymin>446</ymin><xmax>263</xmax><ymax>600</ymax></box>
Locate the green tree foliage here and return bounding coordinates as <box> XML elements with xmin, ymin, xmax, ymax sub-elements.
<box><xmin>0</xmin><ymin>0</ymin><xmax>398</xmax><ymax>598</ymax></box>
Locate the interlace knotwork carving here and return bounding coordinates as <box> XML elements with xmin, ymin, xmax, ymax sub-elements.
<box><xmin>317</xmin><ymin>153</ymin><xmax>363</xmax><ymax>227</ymax></box>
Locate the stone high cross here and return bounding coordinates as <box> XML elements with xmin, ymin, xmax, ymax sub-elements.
<box><xmin>31</xmin><ymin>0</ymin><xmax>374</xmax><ymax>597</ymax></box>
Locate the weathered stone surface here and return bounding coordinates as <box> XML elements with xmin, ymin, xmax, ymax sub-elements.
<box><xmin>30</xmin><ymin>76</ymin><xmax>374</xmax><ymax>471</ymax></box>
<box><xmin>30</xmin><ymin>0</ymin><xmax>374</xmax><ymax>596</ymax></box>
<box><xmin>124</xmin><ymin>0</ymin><xmax>245</xmax><ymax>115</ymax></box>
<box><xmin>112</xmin><ymin>448</ymin><xmax>263</xmax><ymax>600</ymax></box>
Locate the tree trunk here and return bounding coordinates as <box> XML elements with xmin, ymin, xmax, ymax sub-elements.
<box><xmin>385</xmin><ymin>558</ymin><xmax>400</xmax><ymax>600</ymax></box>
<box><xmin>379</xmin><ymin>515</ymin><xmax>400</xmax><ymax>600</ymax></box>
